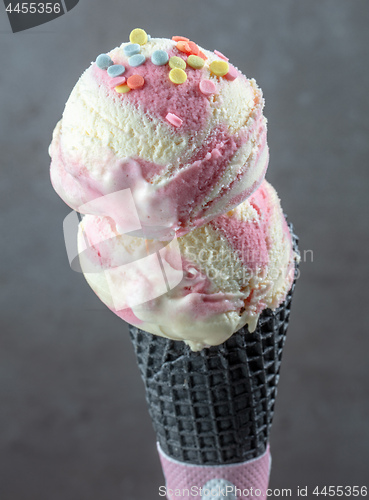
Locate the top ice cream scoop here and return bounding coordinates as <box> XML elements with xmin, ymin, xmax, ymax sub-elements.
<box><xmin>50</xmin><ymin>29</ymin><xmax>269</xmax><ymax>240</ymax></box>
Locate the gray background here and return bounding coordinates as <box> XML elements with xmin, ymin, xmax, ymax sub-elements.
<box><xmin>1</xmin><ymin>0</ymin><xmax>368</xmax><ymax>498</ymax></box>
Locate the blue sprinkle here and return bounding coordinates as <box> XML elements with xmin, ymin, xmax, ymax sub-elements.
<box><xmin>128</xmin><ymin>54</ymin><xmax>146</xmax><ymax>67</ymax></box>
<box><xmin>96</xmin><ymin>53</ymin><xmax>113</xmax><ymax>70</ymax></box>
<box><xmin>151</xmin><ymin>49</ymin><xmax>169</xmax><ymax>66</ymax></box>
<box><xmin>107</xmin><ymin>64</ymin><xmax>126</xmax><ymax>77</ymax></box>
<box><xmin>124</xmin><ymin>44</ymin><xmax>140</xmax><ymax>57</ymax></box>
<box><xmin>147</xmin><ymin>34</ymin><xmax>151</xmax><ymax>41</ymax></box>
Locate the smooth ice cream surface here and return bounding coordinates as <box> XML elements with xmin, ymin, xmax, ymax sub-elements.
<box><xmin>77</xmin><ymin>181</ymin><xmax>297</xmax><ymax>351</ymax></box>
<box><xmin>50</xmin><ymin>35</ymin><xmax>268</xmax><ymax>240</ymax></box>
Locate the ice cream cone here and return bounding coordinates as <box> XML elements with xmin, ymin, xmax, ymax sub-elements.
<box><xmin>129</xmin><ymin>225</ymin><xmax>298</xmax><ymax>496</ymax></box>
<box><xmin>49</xmin><ymin>29</ymin><xmax>300</xmax><ymax>498</ymax></box>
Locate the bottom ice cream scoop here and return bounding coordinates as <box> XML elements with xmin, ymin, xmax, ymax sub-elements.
<box><xmin>77</xmin><ymin>180</ymin><xmax>297</xmax><ymax>350</ymax></box>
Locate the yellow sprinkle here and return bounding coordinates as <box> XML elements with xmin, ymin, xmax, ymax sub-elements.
<box><xmin>187</xmin><ymin>55</ymin><xmax>205</xmax><ymax>69</ymax></box>
<box><xmin>115</xmin><ymin>84</ymin><xmax>131</xmax><ymax>94</ymax></box>
<box><xmin>129</xmin><ymin>28</ymin><xmax>148</xmax><ymax>45</ymax></box>
<box><xmin>169</xmin><ymin>56</ymin><xmax>186</xmax><ymax>70</ymax></box>
<box><xmin>209</xmin><ymin>60</ymin><xmax>229</xmax><ymax>77</ymax></box>
<box><xmin>169</xmin><ymin>68</ymin><xmax>187</xmax><ymax>84</ymax></box>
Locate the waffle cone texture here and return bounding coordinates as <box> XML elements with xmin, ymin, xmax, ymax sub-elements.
<box><xmin>129</xmin><ymin>224</ymin><xmax>299</xmax><ymax>465</ymax></box>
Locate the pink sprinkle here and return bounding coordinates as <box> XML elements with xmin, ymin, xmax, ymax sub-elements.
<box><xmin>109</xmin><ymin>76</ymin><xmax>126</xmax><ymax>88</ymax></box>
<box><xmin>214</xmin><ymin>50</ymin><xmax>229</xmax><ymax>61</ymax></box>
<box><xmin>199</xmin><ymin>79</ymin><xmax>218</xmax><ymax>96</ymax></box>
<box><xmin>166</xmin><ymin>113</ymin><xmax>183</xmax><ymax>128</ymax></box>
<box><xmin>224</xmin><ymin>64</ymin><xmax>238</xmax><ymax>81</ymax></box>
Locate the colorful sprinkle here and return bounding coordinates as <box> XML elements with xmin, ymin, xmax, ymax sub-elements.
<box><xmin>147</xmin><ymin>34</ymin><xmax>151</xmax><ymax>41</ymax></box>
<box><xmin>166</xmin><ymin>113</ymin><xmax>183</xmax><ymax>127</ymax></box>
<box><xmin>187</xmin><ymin>55</ymin><xmax>205</xmax><ymax>69</ymax></box>
<box><xmin>214</xmin><ymin>50</ymin><xmax>229</xmax><ymax>61</ymax></box>
<box><xmin>169</xmin><ymin>56</ymin><xmax>186</xmax><ymax>70</ymax></box>
<box><xmin>172</xmin><ymin>36</ymin><xmax>190</xmax><ymax>42</ymax></box>
<box><xmin>188</xmin><ymin>41</ymin><xmax>199</xmax><ymax>56</ymax></box>
<box><xmin>124</xmin><ymin>44</ymin><xmax>140</xmax><ymax>57</ymax></box>
<box><xmin>115</xmin><ymin>84</ymin><xmax>131</xmax><ymax>94</ymax></box>
<box><xmin>198</xmin><ymin>50</ymin><xmax>207</xmax><ymax>60</ymax></box>
<box><xmin>107</xmin><ymin>64</ymin><xmax>125</xmax><ymax>77</ymax></box>
<box><xmin>109</xmin><ymin>76</ymin><xmax>126</xmax><ymax>88</ymax></box>
<box><xmin>129</xmin><ymin>28</ymin><xmax>148</xmax><ymax>45</ymax></box>
<box><xmin>199</xmin><ymin>79</ymin><xmax>218</xmax><ymax>96</ymax></box>
<box><xmin>128</xmin><ymin>54</ymin><xmax>146</xmax><ymax>67</ymax></box>
<box><xmin>151</xmin><ymin>50</ymin><xmax>169</xmax><ymax>66</ymax></box>
<box><xmin>169</xmin><ymin>68</ymin><xmax>187</xmax><ymax>84</ymax></box>
<box><xmin>224</xmin><ymin>64</ymin><xmax>238</xmax><ymax>81</ymax></box>
<box><xmin>209</xmin><ymin>60</ymin><xmax>229</xmax><ymax>77</ymax></box>
<box><xmin>176</xmin><ymin>41</ymin><xmax>192</xmax><ymax>54</ymax></box>
<box><xmin>96</xmin><ymin>54</ymin><xmax>113</xmax><ymax>70</ymax></box>
<box><xmin>127</xmin><ymin>74</ymin><xmax>145</xmax><ymax>89</ymax></box>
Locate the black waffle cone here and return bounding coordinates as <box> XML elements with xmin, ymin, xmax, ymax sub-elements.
<box><xmin>129</xmin><ymin>224</ymin><xmax>299</xmax><ymax>465</ymax></box>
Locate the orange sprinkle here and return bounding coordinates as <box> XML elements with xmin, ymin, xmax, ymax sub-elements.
<box><xmin>188</xmin><ymin>41</ymin><xmax>199</xmax><ymax>55</ymax></box>
<box><xmin>198</xmin><ymin>50</ymin><xmax>207</xmax><ymax>60</ymax></box>
<box><xmin>172</xmin><ymin>35</ymin><xmax>190</xmax><ymax>42</ymax></box>
<box><xmin>176</xmin><ymin>41</ymin><xmax>192</xmax><ymax>54</ymax></box>
<box><xmin>127</xmin><ymin>74</ymin><xmax>145</xmax><ymax>89</ymax></box>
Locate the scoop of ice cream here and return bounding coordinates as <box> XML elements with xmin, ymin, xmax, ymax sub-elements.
<box><xmin>77</xmin><ymin>180</ymin><xmax>296</xmax><ymax>350</ymax></box>
<box><xmin>50</xmin><ymin>30</ymin><xmax>268</xmax><ymax>240</ymax></box>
